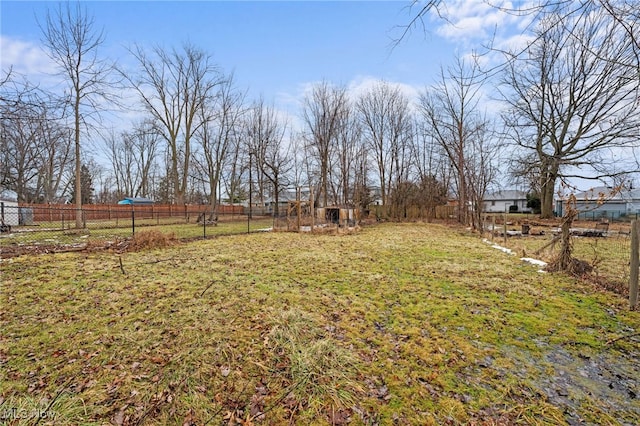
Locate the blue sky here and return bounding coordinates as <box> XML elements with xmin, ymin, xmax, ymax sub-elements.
<box><xmin>2</xmin><ymin>0</ymin><xmax>537</xmax><ymax>183</ymax></box>
<box><xmin>2</xmin><ymin>2</ymin><xmax>634</xmax><ymax>192</ymax></box>
<box><xmin>1</xmin><ymin>1</ymin><xmax>464</xmax><ymax>110</ymax></box>
<box><xmin>1</xmin><ymin>1</ymin><xmax>531</xmax><ymax>115</ymax></box>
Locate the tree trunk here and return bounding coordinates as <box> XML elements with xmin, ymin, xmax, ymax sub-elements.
<box><xmin>208</xmin><ymin>180</ymin><xmax>218</xmax><ymax>221</ymax></box>
<box><xmin>558</xmin><ymin>214</ymin><xmax>573</xmax><ymax>270</ymax></box>
<box><xmin>74</xmin><ymin>95</ymin><xmax>83</xmax><ymax>229</ymax></box>
<box><xmin>539</xmin><ymin>169</ymin><xmax>557</xmax><ymax>219</ymax></box>
<box><xmin>273</xmin><ymin>178</ymin><xmax>280</xmax><ymax>218</ymax></box>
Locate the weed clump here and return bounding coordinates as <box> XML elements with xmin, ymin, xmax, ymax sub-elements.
<box><xmin>265</xmin><ymin>309</ymin><xmax>363</xmax><ymax>420</ymax></box>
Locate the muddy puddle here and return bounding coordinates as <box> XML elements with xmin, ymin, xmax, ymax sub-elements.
<box><xmin>501</xmin><ymin>339</ymin><xmax>639</xmax><ymax>425</ymax></box>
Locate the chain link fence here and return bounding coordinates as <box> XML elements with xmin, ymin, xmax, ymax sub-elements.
<box><xmin>0</xmin><ymin>202</ymin><xmax>354</xmax><ymax>256</ymax></box>
<box><xmin>0</xmin><ymin>203</ymin><xmax>278</xmax><ymax>254</ymax></box>
<box><xmin>482</xmin><ymin>214</ymin><xmax>637</xmax><ymax>301</ymax></box>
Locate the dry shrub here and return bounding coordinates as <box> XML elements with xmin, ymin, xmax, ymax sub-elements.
<box><xmin>127</xmin><ymin>230</ymin><xmax>178</xmax><ymax>251</ymax></box>
<box><xmin>545</xmin><ymin>256</ymin><xmax>593</xmax><ymax>275</ymax></box>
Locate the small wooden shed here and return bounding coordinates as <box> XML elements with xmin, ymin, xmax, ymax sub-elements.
<box><xmin>317</xmin><ymin>206</ymin><xmax>359</xmax><ymax>227</ymax></box>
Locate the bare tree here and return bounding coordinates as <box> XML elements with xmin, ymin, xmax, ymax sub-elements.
<box><xmin>40</xmin><ymin>2</ymin><xmax>115</xmax><ymax>226</ymax></box>
<box><xmin>334</xmin><ymin>104</ymin><xmax>363</xmax><ymax>206</ymax></box>
<box><xmin>357</xmin><ymin>81</ymin><xmax>413</xmax><ymax>209</ymax></box>
<box><xmin>105</xmin><ymin>119</ymin><xmax>160</xmax><ymax>201</ymax></box>
<box><xmin>130</xmin><ymin>121</ymin><xmax>161</xmax><ymax>199</ymax></box>
<box><xmin>412</xmin><ymin>120</ymin><xmax>452</xmax><ymax>220</ymax></box>
<box><xmin>195</xmin><ymin>76</ymin><xmax>245</xmax><ymax>219</ymax></box>
<box><xmin>125</xmin><ymin>43</ymin><xmax>222</xmax><ymax>205</ymax></box>
<box><xmin>1</xmin><ymin>100</ymin><xmax>43</xmax><ymax>202</ymax></box>
<box><xmin>245</xmin><ymin>99</ymin><xmax>291</xmax><ymax>217</ymax></box>
<box><xmin>500</xmin><ymin>10</ymin><xmax>640</xmax><ymax>218</ymax></box>
<box><xmin>105</xmin><ymin>130</ymin><xmax>135</xmax><ymax>199</ymax></box>
<box><xmin>419</xmin><ymin>58</ymin><xmax>495</xmax><ymax>227</ymax></box>
<box><xmin>288</xmin><ymin>132</ymin><xmax>310</xmax><ymax>192</ymax></box>
<box><xmin>397</xmin><ymin>0</ymin><xmax>639</xmax><ymax>54</ymax></box>
<box><xmin>350</xmin><ymin>132</ymin><xmax>373</xmax><ymax>212</ymax></box>
<box><xmin>465</xmin><ymin>123</ymin><xmax>501</xmax><ymax>231</ymax></box>
<box><xmin>0</xmin><ymin>78</ymin><xmax>72</xmax><ymax>203</ymax></box>
<box><xmin>222</xmin><ymin>136</ymin><xmax>246</xmax><ymax>205</ymax></box>
<box><xmin>37</xmin><ymin>110</ymin><xmax>73</xmax><ymax>203</ymax></box>
<box><xmin>302</xmin><ymin>81</ymin><xmax>348</xmax><ymax>207</ymax></box>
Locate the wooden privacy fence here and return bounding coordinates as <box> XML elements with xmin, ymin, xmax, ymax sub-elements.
<box><xmin>19</xmin><ymin>203</ymin><xmax>245</xmax><ymax>222</ymax></box>
<box><xmin>370</xmin><ymin>204</ymin><xmax>456</xmax><ymax>221</ymax></box>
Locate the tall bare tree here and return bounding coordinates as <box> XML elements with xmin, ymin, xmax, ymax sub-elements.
<box><xmin>130</xmin><ymin>121</ymin><xmax>161</xmax><ymax>199</ymax></box>
<box><xmin>222</xmin><ymin>136</ymin><xmax>246</xmax><ymax>205</ymax></box>
<box><xmin>37</xmin><ymin>108</ymin><xmax>73</xmax><ymax>203</ymax></box>
<box><xmin>412</xmin><ymin>120</ymin><xmax>452</xmax><ymax>220</ymax></box>
<box><xmin>195</xmin><ymin>76</ymin><xmax>245</xmax><ymax>219</ymax></box>
<box><xmin>40</xmin><ymin>2</ymin><xmax>114</xmax><ymax>226</ymax></box>
<box><xmin>500</xmin><ymin>10</ymin><xmax>640</xmax><ymax>218</ymax></box>
<box><xmin>357</xmin><ymin>81</ymin><xmax>413</xmax><ymax>209</ymax></box>
<box><xmin>0</xmin><ymin>78</ymin><xmax>72</xmax><ymax>203</ymax></box>
<box><xmin>334</xmin><ymin>104</ymin><xmax>363</xmax><ymax>206</ymax></box>
<box><xmin>125</xmin><ymin>43</ymin><xmax>222</xmax><ymax>205</ymax></box>
<box><xmin>245</xmin><ymin>99</ymin><xmax>291</xmax><ymax>217</ymax></box>
<box><xmin>419</xmin><ymin>58</ymin><xmax>495</xmax><ymax>227</ymax></box>
<box><xmin>302</xmin><ymin>81</ymin><xmax>348</xmax><ymax>207</ymax></box>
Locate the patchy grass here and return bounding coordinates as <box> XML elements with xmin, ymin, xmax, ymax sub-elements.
<box><xmin>1</xmin><ymin>223</ymin><xmax>638</xmax><ymax>425</ymax></box>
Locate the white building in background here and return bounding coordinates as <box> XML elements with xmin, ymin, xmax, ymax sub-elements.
<box><xmin>482</xmin><ymin>190</ymin><xmax>532</xmax><ymax>214</ymax></box>
<box><xmin>0</xmin><ymin>189</ymin><xmax>19</xmax><ymax>227</ymax></box>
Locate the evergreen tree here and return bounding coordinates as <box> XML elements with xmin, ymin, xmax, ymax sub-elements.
<box><xmin>69</xmin><ymin>164</ymin><xmax>94</xmax><ymax>204</ymax></box>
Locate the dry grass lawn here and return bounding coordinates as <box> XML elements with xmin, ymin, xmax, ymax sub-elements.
<box><xmin>1</xmin><ymin>222</ymin><xmax>638</xmax><ymax>425</ymax></box>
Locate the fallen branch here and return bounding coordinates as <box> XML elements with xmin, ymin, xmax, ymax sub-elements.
<box><xmin>606</xmin><ymin>332</ymin><xmax>640</xmax><ymax>346</ymax></box>
<box><xmin>200</xmin><ymin>280</ymin><xmax>217</xmax><ymax>297</ymax></box>
<box><xmin>119</xmin><ymin>257</ymin><xmax>126</xmax><ymax>275</ymax></box>
<box><xmin>142</xmin><ymin>258</ymin><xmax>175</xmax><ymax>264</ymax></box>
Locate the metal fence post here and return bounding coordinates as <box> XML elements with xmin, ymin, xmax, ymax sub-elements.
<box><xmin>630</xmin><ymin>220</ymin><xmax>639</xmax><ymax>310</ymax></box>
<box><xmin>131</xmin><ymin>207</ymin><xmax>135</xmax><ymax>236</ymax></box>
<box><xmin>203</xmin><ymin>208</ymin><xmax>207</xmax><ymax>239</ymax></box>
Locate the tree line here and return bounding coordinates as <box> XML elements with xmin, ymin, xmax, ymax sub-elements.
<box><xmin>2</xmin><ymin>1</ymin><xmax>639</xmax><ymax>230</ymax></box>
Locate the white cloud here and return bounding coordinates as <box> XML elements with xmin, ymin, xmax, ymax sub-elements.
<box><xmin>494</xmin><ymin>32</ymin><xmax>535</xmax><ymax>53</ymax></box>
<box><xmin>430</xmin><ymin>0</ymin><xmax>535</xmax><ymax>49</ymax></box>
<box><xmin>0</xmin><ymin>35</ymin><xmax>57</xmax><ymax>82</ymax></box>
<box><xmin>278</xmin><ymin>76</ymin><xmax>421</xmax><ymax>111</ymax></box>
<box><xmin>347</xmin><ymin>75</ymin><xmax>421</xmax><ymax>105</ymax></box>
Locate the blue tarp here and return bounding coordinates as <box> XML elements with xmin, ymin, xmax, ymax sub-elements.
<box><xmin>117</xmin><ymin>197</ymin><xmax>154</xmax><ymax>205</ymax></box>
